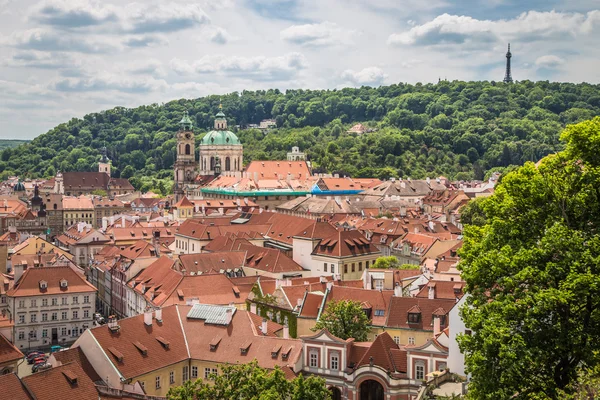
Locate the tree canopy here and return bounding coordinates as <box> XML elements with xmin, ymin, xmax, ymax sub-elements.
<box><xmin>2</xmin><ymin>81</ymin><xmax>599</xmax><ymax>192</ymax></box>
<box><xmin>312</xmin><ymin>299</ymin><xmax>371</xmax><ymax>341</ymax></box>
<box><xmin>166</xmin><ymin>361</ymin><xmax>331</xmax><ymax>400</ymax></box>
<box><xmin>372</xmin><ymin>256</ymin><xmax>420</xmax><ymax>270</ymax></box>
<box><xmin>458</xmin><ymin>117</ymin><xmax>600</xmax><ymax>399</ymax></box>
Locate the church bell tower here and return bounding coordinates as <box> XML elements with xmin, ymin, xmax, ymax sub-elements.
<box><xmin>174</xmin><ymin>111</ymin><xmax>198</xmax><ymax>201</ymax></box>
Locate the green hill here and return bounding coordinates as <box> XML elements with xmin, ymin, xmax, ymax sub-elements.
<box><xmin>0</xmin><ymin>139</ymin><xmax>29</xmax><ymax>151</ymax></box>
<box><xmin>1</xmin><ymin>80</ymin><xmax>599</xmax><ymax>194</ymax></box>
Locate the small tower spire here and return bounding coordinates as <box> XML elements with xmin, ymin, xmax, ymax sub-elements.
<box><xmin>503</xmin><ymin>43</ymin><xmax>513</xmax><ymax>83</ymax></box>
<box><xmin>179</xmin><ymin>110</ymin><xmax>194</xmax><ymax>131</ymax></box>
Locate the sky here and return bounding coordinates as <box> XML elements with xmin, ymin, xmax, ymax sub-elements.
<box><xmin>0</xmin><ymin>0</ymin><xmax>599</xmax><ymax>140</ymax></box>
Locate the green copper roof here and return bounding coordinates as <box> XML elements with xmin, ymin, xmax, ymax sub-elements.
<box><xmin>200</xmin><ymin>130</ymin><xmax>241</xmax><ymax>145</ymax></box>
<box><xmin>14</xmin><ymin>181</ymin><xmax>25</xmax><ymax>192</ymax></box>
<box><xmin>215</xmin><ymin>111</ymin><xmax>226</xmax><ymax>118</ymax></box>
<box><xmin>179</xmin><ymin>111</ymin><xmax>194</xmax><ymax>128</ymax></box>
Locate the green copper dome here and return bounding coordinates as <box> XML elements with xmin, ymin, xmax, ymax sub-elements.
<box><xmin>200</xmin><ymin>130</ymin><xmax>241</xmax><ymax>145</ymax></box>
<box><xmin>14</xmin><ymin>181</ymin><xmax>25</xmax><ymax>192</ymax></box>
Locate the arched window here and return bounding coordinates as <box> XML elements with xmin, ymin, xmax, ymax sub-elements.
<box><xmin>225</xmin><ymin>157</ymin><xmax>231</xmax><ymax>171</ymax></box>
<box><xmin>203</xmin><ymin>158</ymin><xmax>207</xmax><ymax>171</ymax></box>
<box><xmin>185</xmin><ymin>144</ymin><xmax>191</xmax><ymax>155</ymax></box>
<box><xmin>210</xmin><ymin>157</ymin><xmax>215</xmax><ymax>170</ymax></box>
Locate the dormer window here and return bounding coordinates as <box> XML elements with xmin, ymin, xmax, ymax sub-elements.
<box><xmin>39</xmin><ymin>280</ymin><xmax>48</xmax><ymax>290</ymax></box>
<box><xmin>60</xmin><ymin>279</ymin><xmax>68</xmax><ymax>288</ymax></box>
<box><xmin>408</xmin><ymin>312</ymin><xmax>421</xmax><ymax>323</ymax></box>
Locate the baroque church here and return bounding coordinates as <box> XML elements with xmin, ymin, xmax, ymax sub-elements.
<box><xmin>173</xmin><ymin>107</ymin><xmax>243</xmax><ymax>201</ymax></box>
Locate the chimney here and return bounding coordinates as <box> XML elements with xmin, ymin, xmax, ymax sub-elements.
<box><xmin>122</xmin><ymin>216</ymin><xmax>126</xmax><ymax>227</ymax></box>
<box><xmin>326</xmin><ymin>281</ymin><xmax>333</xmax><ymax>291</ymax></box>
<box><xmin>250</xmin><ymin>303</ymin><xmax>257</xmax><ymax>314</ymax></box>
<box><xmin>296</xmin><ymin>298</ymin><xmax>302</xmax><ymax>308</ymax></box>
<box><xmin>102</xmin><ymin>217</ymin><xmax>108</xmax><ymax>231</ymax></box>
<box><xmin>428</xmin><ymin>285</ymin><xmax>435</xmax><ymax>300</ymax></box>
<box><xmin>109</xmin><ymin>216</ymin><xmax>115</xmax><ymax>226</ymax></box>
<box><xmin>225</xmin><ymin>308</ymin><xmax>233</xmax><ymax>325</ymax></box>
<box><xmin>155</xmin><ymin>308</ymin><xmax>162</xmax><ymax>322</ymax></box>
<box><xmin>394</xmin><ymin>282</ymin><xmax>402</xmax><ymax>297</ymax></box>
<box><xmin>261</xmin><ymin>318</ymin><xmax>268</xmax><ymax>335</ymax></box>
<box><xmin>144</xmin><ymin>310</ymin><xmax>152</xmax><ymax>326</ymax></box>
<box><xmin>319</xmin><ymin>276</ymin><xmax>327</xmax><ymax>283</ymax></box>
<box><xmin>362</xmin><ymin>270</ymin><xmax>370</xmax><ymax>290</ymax></box>
<box><xmin>433</xmin><ymin>315</ymin><xmax>441</xmax><ymax>335</ymax></box>
<box><xmin>283</xmin><ymin>318</ymin><xmax>289</xmax><ymax>339</ymax></box>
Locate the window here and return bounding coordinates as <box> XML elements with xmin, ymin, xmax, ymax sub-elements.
<box><xmin>62</xmin><ymin>311</ymin><xmax>68</xmax><ymax>320</ymax></box>
<box><xmin>358</xmin><ymin>262</ymin><xmax>363</xmax><ymax>271</ymax></box>
<box><xmin>408</xmin><ymin>313</ymin><xmax>421</xmax><ymax>323</ymax></box>
<box><xmin>374</xmin><ymin>309</ymin><xmax>385</xmax><ymax>317</ymax></box>
<box><xmin>29</xmin><ymin>330</ymin><xmax>37</xmax><ymax>339</ymax></box>
<box><xmin>330</xmin><ymin>352</ymin><xmax>339</xmax><ymax>370</ymax></box>
<box><xmin>323</xmin><ymin>263</ymin><xmax>327</xmax><ymax>273</ymax></box>
<box><xmin>309</xmin><ymin>350</ymin><xmax>319</xmax><ymax>368</ymax></box>
<box><xmin>61</xmin><ymin>327</ymin><xmax>67</xmax><ymax>336</ymax></box>
<box><xmin>42</xmin><ymin>329</ymin><xmax>48</xmax><ymax>338</ymax></box>
<box><xmin>62</xmin><ymin>297</ymin><xmax>68</xmax><ymax>305</ymax></box>
<box><xmin>416</xmin><ymin>362</ymin><xmax>425</xmax><ymax>380</ymax></box>
<box><xmin>42</xmin><ymin>313</ymin><xmax>48</xmax><ymax>322</ymax></box>
<box><xmin>211</xmin><ymin>368</ymin><xmax>217</xmax><ymax>376</ymax></box>
<box><xmin>51</xmin><ymin>312</ymin><xmax>57</xmax><ymax>321</ymax></box>
<box><xmin>73</xmin><ymin>311</ymin><xmax>78</xmax><ymax>319</ymax></box>
<box><xmin>72</xmin><ymin>328</ymin><xmax>78</xmax><ymax>337</ymax></box>
<box><xmin>72</xmin><ymin>296</ymin><xmax>78</xmax><ymax>304</ymax></box>
<box><xmin>192</xmin><ymin>366</ymin><xmax>198</xmax><ymax>378</ymax></box>
<box><xmin>352</xmin><ymin>263</ymin><xmax>355</xmax><ymax>272</ymax></box>
<box><xmin>52</xmin><ymin>298</ymin><xmax>58</xmax><ymax>306</ymax></box>
<box><xmin>182</xmin><ymin>366</ymin><xmax>189</xmax><ymax>382</ymax></box>
<box><xmin>42</xmin><ymin>299</ymin><xmax>48</xmax><ymax>307</ymax></box>
<box><xmin>437</xmin><ymin>363</ymin><xmax>447</xmax><ymax>371</ymax></box>
<box><xmin>31</xmin><ymin>314</ymin><xmax>37</xmax><ymax>323</ymax></box>
<box><xmin>19</xmin><ymin>315</ymin><xmax>25</xmax><ymax>324</ymax></box>
<box><xmin>366</xmin><ymin>260</ymin><xmax>370</xmax><ymax>268</ymax></box>
<box><xmin>31</xmin><ymin>299</ymin><xmax>37</xmax><ymax>307</ymax></box>
<box><xmin>344</xmin><ymin>265</ymin><xmax>348</xmax><ymax>274</ymax></box>
<box><xmin>393</xmin><ymin>336</ymin><xmax>400</xmax><ymax>344</ymax></box>
<box><xmin>169</xmin><ymin>371</ymin><xmax>175</xmax><ymax>384</ymax></box>
<box><xmin>408</xmin><ymin>337</ymin><xmax>415</xmax><ymax>345</ymax></box>
<box><xmin>375</xmin><ymin>280</ymin><xmax>384</xmax><ymax>291</ymax></box>
<box><xmin>18</xmin><ymin>300</ymin><xmax>25</xmax><ymax>308</ymax></box>
<box><xmin>18</xmin><ymin>331</ymin><xmax>25</xmax><ymax>340</ymax></box>
<box><xmin>204</xmin><ymin>368</ymin><xmax>211</xmax><ymax>379</ymax></box>
<box><xmin>155</xmin><ymin>376</ymin><xmax>161</xmax><ymax>389</ymax></box>
<box><xmin>331</xmin><ymin>264</ymin><xmax>335</xmax><ymax>274</ymax></box>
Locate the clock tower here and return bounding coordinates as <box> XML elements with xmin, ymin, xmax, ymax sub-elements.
<box><xmin>174</xmin><ymin>111</ymin><xmax>198</xmax><ymax>201</ymax></box>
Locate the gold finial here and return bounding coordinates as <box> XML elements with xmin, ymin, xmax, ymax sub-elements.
<box><xmin>219</xmin><ymin>103</ymin><xmax>223</xmax><ymax>110</ymax></box>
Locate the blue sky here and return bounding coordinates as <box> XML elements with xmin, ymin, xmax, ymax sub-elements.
<box><xmin>0</xmin><ymin>0</ymin><xmax>599</xmax><ymax>139</ymax></box>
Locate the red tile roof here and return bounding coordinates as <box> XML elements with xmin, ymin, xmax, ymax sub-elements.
<box><xmin>245</xmin><ymin>161</ymin><xmax>311</xmax><ymax>180</ymax></box>
<box><xmin>178</xmin><ymin>251</ymin><xmax>246</xmax><ymax>275</ymax></box>
<box><xmin>324</xmin><ymin>286</ymin><xmax>394</xmax><ymax>326</ymax></box>
<box><xmin>312</xmin><ymin>230</ymin><xmax>378</xmax><ymax>258</ymax></box>
<box><xmin>0</xmin><ymin>374</ymin><xmax>31</xmax><ymax>400</ymax></box>
<box><xmin>22</xmin><ymin>362</ymin><xmax>98</xmax><ymax>400</ymax></box>
<box><xmin>50</xmin><ymin>347</ymin><xmax>101</xmax><ymax>382</ymax></box>
<box><xmin>162</xmin><ymin>274</ymin><xmax>252</xmax><ymax>307</ymax></box>
<box><xmin>298</xmin><ymin>293</ymin><xmax>324</xmax><ymax>318</ymax></box>
<box><xmin>128</xmin><ymin>256</ymin><xmax>182</xmax><ymax>307</ymax></box>
<box><xmin>415</xmin><ymin>280</ymin><xmax>465</xmax><ymax>300</ymax></box>
<box><xmin>8</xmin><ymin>266</ymin><xmax>96</xmax><ymax>297</ymax></box>
<box><xmin>172</xmin><ymin>196</ymin><xmax>194</xmax><ymax>208</ymax></box>
<box><xmin>0</xmin><ymin>332</ymin><xmax>24</xmax><ymax>365</ymax></box>
<box><xmin>385</xmin><ymin>297</ymin><xmax>457</xmax><ymax>331</ymax></box>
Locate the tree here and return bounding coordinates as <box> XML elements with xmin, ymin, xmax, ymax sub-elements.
<box><xmin>90</xmin><ymin>189</ymin><xmax>107</xmax><ymax>196</ymax></box>
<box><xmin>312</xmin><ymin>299</ymin><xmax>370</xmax><ymax>341</ymax></box>
<box><xmin>458</xmin><ymin>118</ymin><xmax>600</xmax><ymax>399</ymax></box>
<box><xmin>166</xmin><ymin>361</ymin><xmax>331</xmax><ymax>400</ymax></box>
<box><xmin>371</xmin><ymin>256</ymin><xmax>418</xmax><ymax>270</ymax></box>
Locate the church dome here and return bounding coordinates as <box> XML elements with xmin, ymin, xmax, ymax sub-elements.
<box><xmin>13</xmin><ymin>180</ymin><xmax>25</xmax><ymax>192</ymax></box>
<box><xmin>200</xmin><ymin>130</ymin><xmax>241</xmax><ymax>146</ymax></box>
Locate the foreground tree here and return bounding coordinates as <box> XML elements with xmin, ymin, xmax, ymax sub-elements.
<box><xmin>459</xmin><ymin>117</ymin><xmax>600</xmax><ymax>399</ymax></box>
<box><xmin>167</xmin><ymin>361</ymin><xmax>331</xmax><ymax>400</ymax></box>
<box><xmin>312</xmin><ymin>299</ymin><xmax>370</xmax><ymax>341</ymax></box>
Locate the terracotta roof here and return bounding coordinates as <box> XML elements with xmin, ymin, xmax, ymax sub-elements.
<box><xmin>385</xmin><ymin>297</ymin><xmax>457</xmax><ymax>331</ymax></box>
<box><xmin>89</xmin><ymin>306</ymin><xmax>189</xmax><ymax>379</ymax></box>
<box><xmin>0</xmin><ymin>332</ymin><xmax>24</xmax><ymax>365</ymax></box>
<box><xmin>245</xmin><ymin>161</ymin><xmax>311</xmax><ymax>180</ymax></box>
<box><xmin>0</xmin><ymin>374</ymin><xmax>31</xmax><ymax>400</ymax></box>
<box><xmin>119</xmin><ymin>240</ymin><xmax>167</xmax><ymax>260</ymax></box>
<box><xmin>62</xmin><ymin>196</ymin><xmax>94</xmax><ymax>210</ymax></box>
<box><xmin>110</xmin><ymin>227</ymin><xmax>175</xmax><ymax>244</ymax></box>
<box><xmin>312</xmin><ymin>230</ymin><xmax>378</xmax><ymax>258</ymax></box>
<box><xmin>8</xmin><ymin>266</ymin><xmax>96</xmax><ymax>297</ymax></box>
<box><xmin>178</xmin><ymin>251</ymin><xmax>246</xmax><ymax>275</ymax></box>
<box><xmin>247</xmin><ymin>312</ymin><xmax>283</xmax><ymax>336</ymax></box>
<box><xmin>361</xmin><ymin>179</ymin><xmax>447</xmax><ymax>198</ymax></box>
<box><xmin>238</xmin><ymin>243</ymin><xmax>305</xmax><ymax>274</ymax></box>
<box><xmin>162</xmin><ymin>274</ymin><xmax>252</xmax><ymax>307</ymax></box>
<box><xmin>172</xmin><ymin>196</ymin><xmax>194</xmax><ymax>208</ymax></box>
<box><xmin>128</xmin><ymin>256</ymin><xmax>181</xmax><ymax>307</ymax></box>
<box><xmin>22</xmin><ymin>362</ymin><xmax>98</xmax><ymax>400</ymax></box>
<box><xmin>415</xmin><ymin>280</ymin><xmax>465</xmax><ymax>300</ymax></box>
<box><xmin>298</xmin><ymin>293</ymin><xmax>324</xmax><ymax>318</ymax></box>
<box><xmin>51</xmin><ymin>347</ymin><xmax>101</xmax><ymax>382</ymax></box>
<box><xmin>355</xmin><ymin>331</ymin><xmax>399</xmax><ymax>371</ymax></box>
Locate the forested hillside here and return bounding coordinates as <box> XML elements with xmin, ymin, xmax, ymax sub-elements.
<box><xmin>1</xmin><ymin>80</ymin><xmax>599</xmax><ymax>194</ymax></box>
<box><xmin>0</xmin><ymin>140</ymin><xmax>29</xmax><ymax>151</ymax></box>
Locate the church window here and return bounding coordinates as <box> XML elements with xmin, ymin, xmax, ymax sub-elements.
<box><xmin>185</xmin><ymin>144</ymin><xmax>191</xmax><ymax>155</ymax></box>
<box><xmin>225</xmin><ymin>157</ymin><xmax>231</xmax><ymax>171</ymax></box>
<box><xmin>210</xmin><ymin>157</ymin><xmax>215</xmax><ymax>170</ymax></box>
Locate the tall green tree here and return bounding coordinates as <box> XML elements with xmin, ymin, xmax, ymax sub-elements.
<box><xmin>458</xmin><ymin>117</ymin><xmax>600</xmax><ymax>399</ymax></box>
<box><xmin>166</xmin><ymin>361</ymin><xmax>331</xmax><ymax>400</ymax></box>
<box><xmin>312</xmin><ymin>299</ymin><xmax>370</xmax><ymax>341</ymax></box>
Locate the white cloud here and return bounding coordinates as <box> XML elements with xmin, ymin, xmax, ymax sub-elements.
<box><xmin>50</xmin><ymin>75</ymin><xmax>168</xmax><ymax>93</ymax></box>
<box><xmin>388</xmin><ymin>11</ymin><xmax>600</xmax><ymax>47</ymax></box>
<box><xmin>29</xmin><ymin>0</ymin><xmax>117</xmax><ymax>28</ymax></box>
<box><xmin>122</xmin><ymin>34</ymin><xmax>168</xmax><ymax>48</ymax></box>
<box><xmin>125</xmin><ymin>59</ymin><xmax>166</xmax><ymax>78</ymax></box>
<box><xmin>341</xmin><ymin>66</ymin><xmax>387</xmax><ymax>86</ymax></box>
<box><xmin>535</xmin><ymin>55</ymin><xmax>565</xmax><ymax>68</ymax></box>
<box><xmin>280</xmin><ymin>21</ymin><xmax>357</xmax><ymax>47</ymax></box>
<box><xmin>5</xmin><ymin>28</ymin><xmax>119</xmax><ymax>53</ymax></box>
<box><xmin>3</xmin><ymin>50</ymin><xmax>80</xmax><ymax>69</ymax></box>
<box><xmin>170</xmin><ymin>53</ymin><xmax>308</xmax><ymax>81</ymax></box>
<box><xmin>122</xmin><ymin>3</ymin><xmax>210</xmax><ymax>34</ymax></box>
<box><xmin>207</xmin><ymin>26</ymin><xmax>231</xmax><ymax>44</ymax></box>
